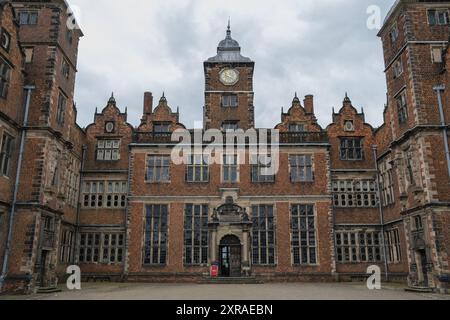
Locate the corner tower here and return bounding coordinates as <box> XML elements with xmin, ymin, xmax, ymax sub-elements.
<box><xmin>203</xmin><ymin>22</ymin><xmax>255</xmax><ymax>130</ymax></box>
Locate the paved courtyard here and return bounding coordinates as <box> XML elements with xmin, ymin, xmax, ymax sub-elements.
<box><xmin>1</xmin><ymin>282</ymin><xmax>449</xmax><ymax>300</ymax></box>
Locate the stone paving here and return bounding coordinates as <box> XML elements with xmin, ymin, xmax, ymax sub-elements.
<box><xmin>1</xmin><ymin>282</ymin><xmax>449</xmax><ymax>300</ymax></box>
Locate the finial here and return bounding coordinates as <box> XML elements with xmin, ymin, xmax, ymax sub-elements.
<box><xmin>343</xmin><ymin>92</ymin><xmax>351</xmax><ymax>104</ymax></box>
<box><xmin>108</xmin><ymin>92</ymin><xmax>116</xmax><ymax>104</ymax></box>
<box><xmin>293</xmin><ymin>92</ymin><xmax>300</xmax><ymax>104</ymax></box>
<box><xmin>226</xmin><ymin>17</ymin><xmax>231</xmax><ymax>37</ymax></box>
<box><xmin>160</xmin><ymin>92</ymin><xmax>167</xmax><ymax>103</ymax></box>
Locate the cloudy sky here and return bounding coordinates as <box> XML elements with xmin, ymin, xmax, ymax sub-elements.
<box><xmin>67</xmin><ymin>0</ymin><xmax>395</xmax><ymax>129</ymax></box>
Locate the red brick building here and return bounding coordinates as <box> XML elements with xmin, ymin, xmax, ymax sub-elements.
<box><xmin>0</xmin><ymin>0</ymin><xmax>449</xmax><ymax>294</ymax></box>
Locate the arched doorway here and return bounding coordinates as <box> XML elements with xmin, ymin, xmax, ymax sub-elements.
<box><xmin>219</xmin><ymin>235</ymin><xmax>241</xmax><ymax>277</ymax></box>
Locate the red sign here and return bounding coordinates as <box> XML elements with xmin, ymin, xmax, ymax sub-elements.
<box><xmin>210</xmin><ymin>265</ymin><xmax>219</xmax><ymax>277</ymax></box>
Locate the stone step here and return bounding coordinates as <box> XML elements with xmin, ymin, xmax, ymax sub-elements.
<box><xmin>200</xmin><ymin>276</ymin><xmax>263</xmax><ymax>284</ymax></box>
<box><xmin>37</xmin><ymin>287</ymin><xmax>62</xmax><ymax>294</ymax></box>
<box><xmin>404</xmin><ymin>286</ymin><xmax>434</xmax><ymax>293</ymax></box>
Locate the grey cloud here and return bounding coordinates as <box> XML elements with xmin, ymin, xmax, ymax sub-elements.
<box><xmin>69</xmin><ymin>0</ymin><xmax>395</xmax><ymax>130</ymax></box>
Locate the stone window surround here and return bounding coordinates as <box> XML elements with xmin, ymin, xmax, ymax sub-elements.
<box><xmin>183</xmin><ymin>204</ymin><xmax>209</xmax><ymax>266</ymax></box>
<box><xmin>0</xmin><ymin>57</ymin><xmax>11</xmax><ymax>99</ymax></box>
<box><xmin>335</xmin><ymin>229</ymin><xmax>383</xmax><ymax>263</ymax></box>
<box><xmin>385</xmin><ymin>228</ymin><xmax>402</xmax><ymax>264</ymax></box>
<box><xmin>145</xmin><ymin>154</ymin><xmax>171</xmax><ymax>183</ymax></box>
<box><xmin>0</xmin><ymin>130</ymin><xmax>14</xmax><ymax>177</ymax></box>
<box><xmin>78</xmin><ymin>232</ymin><xmax>124</xmax><ymax>265</ymax></box>
<box><xmin>288</xmin><ymin>154</ymin><xmax>314</xmax><ymax>183</ymax></box>
<box><xmin>96</xmin><ymin>139</ymin><xmax>121</xmax><ymax>161</ymax></box>
<box><xmin>186</xmin><ymin>154</ymin><xmax>210</xmax><ymax>183</ymax></box>
<box><xmin>143</xmin><ymin>204</ymin><xmax>169</xmax><ymax>266</ymax></box>
<box><xmin>82</xmin><ymin>180</ymin><xmax>127</xmax><ymax>209</ymax></box>
<box><xmin>221</xmin><ymin>154</ymin><xmax>239</xmax><ymax>183</ymax></box>
<box><xmin>251</xmin><ymin>204</ymin><xmax>277</xmax><ymax>266</ymax></box>
<box><xmin>59</xmin><ymin>228</ymin><xmax>74</xmax><ymax>263</ymax></box>
<box><xmin>290</xmin><ymin>204</ymin><xmax>318</xmax><ymax>266</ymax></box>
<box><xmin>339</xmin><ymin>137</ymin><xmax>364</xmax><ymax>161</ymax></box>
<box><xmin>427</xmin><ymin>8</ymin><xmax>449</xmax><ymax>26</ymax></box>
<box><xmin>332</xmin><ymin>179</ymin><xmax>378</xmax><ymax>208</ymax></box>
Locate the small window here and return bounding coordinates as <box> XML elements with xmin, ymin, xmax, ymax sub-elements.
<box><xmin>66</xmin><ymin>29</ymin><xmax>73</xmax><ymax>45</ymax></box>
<box><xmin>289</xmin><ymin>123</ymin><xmax>306</xmax><ymax>132</ymax></box>
<box><xmin>186</xmin><ymin>155</ymin><xmax>209</xmax><ymax>183</ymax></box>
<box><xmin>24</xmin><ymin>48</ymin><xmax>34</xmax><ymax>63</ymax></box>
<box><xmin>340</xmin><ymin>138</ymin><xmax>363</xmax><ymax>160</ymax></box>
<box><xmin>0</xmin><ymin>133</ymin><xmax>14</xmax><ymax>177</ymax></box>
<box><xmin>222</xmin><ymin>121</ymin><xmax>239</xmax><ymax>131</ymax></box>
<box><xmin>428</xmin><ymin>9</ymin><xmax>449</xmax><ymax>26</ymax></box>
<box><xmin>222</xmin><ymin>154</ymin><xmax>238</xmax><ymax>183</ymax></box>
<box><xmin>289</xmin><ymin>155</ymin><xmax>313</xmax><ymax>182</ymax></box>
<box><xmin>62</xmin><ymin>59</ymin><xmax>70</xmax><ymax>78</ymax></box>
<box><xmin>153</xmin><ymin>123</ymin><xmax>170</xmax><ymax>135</ymax></box>
<box><xmin>96</xmin><ymin>140</ymin><xmax>120</xmax><ymax>161</ymax></box>
<box><xmin>414</xmin><ymin>216</ymin><xmax>423</xmax><ymax>231</ymax></box>
<box><xmin>0</xmin><ymin>28</ymin><xmax>11</xmax><ymax>52</ymax></box>
<box><xmin>0</xmin><ymin>58</ymin><xmax>11</xmax><ymax>99</ymax></box>
<box><xmin>393</xmin><ymin>58</ymin><xmax>403</xmax><ymax>78</ymax></box>
<box><xmin>146</xmin><ymin>155</ymin><xmax>170</xmax><ymax>182</ymax></box>
<box><xmin>19</xmin><ymin>11</ymin><xmax>38</xmax><ymax>25</ymax></box>
<box><xmin>396</xmin><ymin>91</ymin><xmax>408</xmax><ymax>124</ymax></box>
<box><xmin>251</xmin><ymin>154</ymin><xmax>275</xmax><ymax>183</ymax></box>
<box><xmin>56</xmin><ymin>92</ymin><xmax>67</xmax><ymax>125</ymax></box>
<box><xmin>389</xmin><ymin>24</ymin><xmax>399</xmax><ymax>43</ymax></box>
<box><xmin>221</xmin><ymin>94</ymin><xmax>238</xmax><ymax>107</ymax></box>
<box><xmin>431</xmin><ymin>46</ymin><xmax>444</xmax><ymax>63</ymax></box>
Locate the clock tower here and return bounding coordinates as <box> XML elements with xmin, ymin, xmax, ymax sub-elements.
<box><xmin>203</xmin><ymin>23</ymin><xmax>255</xmax><ymax>130</ymax></box>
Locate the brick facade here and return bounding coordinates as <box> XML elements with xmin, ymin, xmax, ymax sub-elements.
<box><xmin>0</xmin><ymin>0</ymin><xmax>449</xmax><ymax>294</ymax></box>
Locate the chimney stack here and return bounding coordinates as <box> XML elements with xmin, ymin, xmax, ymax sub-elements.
<box><xmin>143</xmin><ymin>92</ymin><xmax>153</xmax><ymax>114</ymax></box>
<box><xmin>304</xmin><ymin>95</ymin><xmax>314</xmax><ymax>114</ymax></box>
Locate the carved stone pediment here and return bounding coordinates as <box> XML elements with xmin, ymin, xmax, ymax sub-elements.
<box><xmin>212</xmin><ymin>196</ymin><xmax>250</xmax><ymax>223</ymax></box>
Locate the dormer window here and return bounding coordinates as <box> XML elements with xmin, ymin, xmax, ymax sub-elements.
<box><xmin>428</xmin><ymin>9</ymin><xmax>449</xmax><ymax>26</ymax></box>
<box><xmin>221</xmin><ymin>94</ymin><xmax>238</xmax><ymax>108</ymax></box>
<box><xmin>289</xmin><ymin>123</ymin><xmax>306</xmax><ymax>132</ymax></box>
<box><xmin>96</xmin><ymin>139</ymin><xmax>120</xmax><ymax>161</ymax></box>
<box><xmin>340</xmin><ymin>138</ymin><xmax>363</xmax><ymax>160</ymax></box>
<box><xmin>153</xmin><ymin>123</ymin><xmax>170</xmax><ymax>135</ymax></box>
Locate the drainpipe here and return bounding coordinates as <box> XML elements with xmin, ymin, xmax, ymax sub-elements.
<box><xmin>0</xmin><ymin>85</ymin><xmax>35</xmax><ymax>292</ymax></box>
<box><xmin>372</xmin><ymin>145</ymin><xmax>389</xmax><ymax>282</ymax></box>
<box><xmin>73</xmin><ymin>145</ymin><xmax>87</xmax><ymax>264</ymax></box>
<box><xmin>433</xmin><ymin>85</ymin><xmax>450</xmax><ymax>179</ymax></box>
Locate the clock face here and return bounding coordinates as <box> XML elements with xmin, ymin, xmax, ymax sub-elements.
<box><xmin>105</xmin><ymin>122</ymin><xmax>115</xmax><ymax>133</ymax></box>
<box><xmin>219</xmin><ymin>68</ymin><xmax>239</xmax><ymax>85</ymax></box>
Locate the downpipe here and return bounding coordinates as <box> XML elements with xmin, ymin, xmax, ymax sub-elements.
<box><xmin>0</xmin><ymin>85</ymin><xmax>35</xmax><ymax>292</ymax></box>
<box><xmin>433</xmin><ymin>85</ymin><xmax>450</xmax><ymax>179</ymax></box>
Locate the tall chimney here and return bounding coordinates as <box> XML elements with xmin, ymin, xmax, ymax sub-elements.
<box><xmin>304</xmin><ymin>95</ymin><xmax>314</xmax><ymax>114</ymax></box>
<box><xmin>143</xmin><ymin>92</ymin><xmax>153</xmax><ymax>114</ymax></box>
